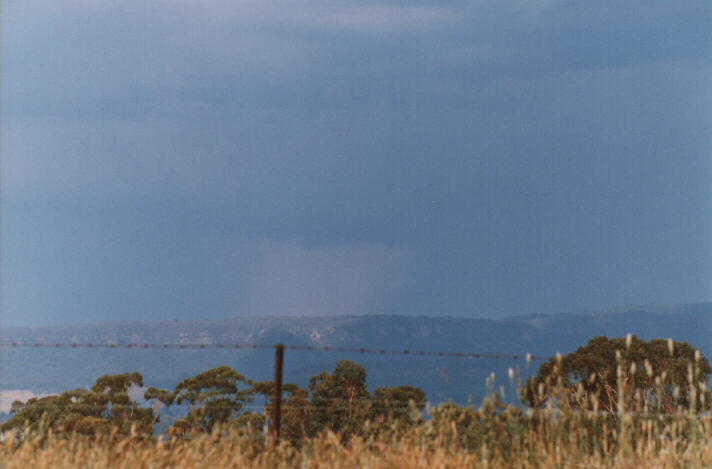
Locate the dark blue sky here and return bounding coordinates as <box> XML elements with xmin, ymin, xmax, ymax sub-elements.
<box><xmin>2</xmin><ymin>1</ymin><xmax>711</xmax><ymax>326</ymax></box>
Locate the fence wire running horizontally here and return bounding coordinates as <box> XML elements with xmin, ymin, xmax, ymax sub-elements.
<box><xmin>3</xmin><ymin>340</ymin><xmax>705</xmax><ymax>441</ymax></box>
<box><xmin>0</xmin><ymin>341</ymin><xmax>551</xmax><ymax>361</ymax></box>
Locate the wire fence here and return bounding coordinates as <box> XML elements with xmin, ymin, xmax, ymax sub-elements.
<box><xmin>0</xmin><ymin>341</ymin><xmax>546</xmax><ymax>419</ymax></box>
<box><xmin>0</xmin><ymin>340</ymin><xmax>552</xmax><ymax>417</ymax></box>
<box><xmin>1</xmin><ymin>402</ymin><xmax>440</xmax><ymax>412</ymax></box>
<box><xmin>3</xmin><ymin>398</ymin><xmax>701</xmax><ymax>420</ymax></box>
<box><xmin>0</xmin><ymin>341</ymin><xmax>551</xmax><ymax>361</ymax></box>
<box><xmin>3</xmin><ymin>340</ymin><xmax>708</xmax><ymax>440</ymax></box>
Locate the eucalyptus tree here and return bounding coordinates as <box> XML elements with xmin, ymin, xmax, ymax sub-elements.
<box><xmin>523</xmin><ymin>336</ymin><xmax>711</xmax><ymax>414</ymax></box>
<box><xmin>3</xmin><ymin>372</ymin><xmax>154</xmax><ymax>437</ymax></box>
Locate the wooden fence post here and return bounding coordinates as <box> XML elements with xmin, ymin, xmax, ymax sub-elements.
<box><xmin>271</xmin><ymin>344</ymin><xmax>284</xmax><ymax>445</ymax></box>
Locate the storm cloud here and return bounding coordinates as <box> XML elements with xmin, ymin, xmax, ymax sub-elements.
<box><xmin>2</xmin><ymin>0</ymin><xmax>711</xmax><ymax>325</ymax></box>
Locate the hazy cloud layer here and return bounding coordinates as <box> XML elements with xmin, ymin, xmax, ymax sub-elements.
<box><xmin>2</xmin><ymin>0</ymin><xmax>711</xmax><ymax>325</ymax></box>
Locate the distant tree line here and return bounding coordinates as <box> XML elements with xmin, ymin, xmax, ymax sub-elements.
<box><xmin>3</xmin><ymin>336</ymin><xmax>710</xmax><ymax>443</ymax></box>
<box><xmin>3</xmin><ymin>359</ymin><xmax>425</xmax><ymax>440</ymax></box>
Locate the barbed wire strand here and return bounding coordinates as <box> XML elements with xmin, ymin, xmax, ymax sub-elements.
<box><xmin>0</xmin><ymin>341</ymin><xmax>550</xmax><ymax>361</ymax></box>
<box><xmin>1</xmin><ymin>401</ymin><xmax>695</xmax><ymax>420</ymax></box>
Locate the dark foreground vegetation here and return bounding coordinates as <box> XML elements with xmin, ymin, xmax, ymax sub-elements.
<box><xmin>2</xmin><ymin>335</ymin><xmax>712</xmax><ymax>468</ymax></box>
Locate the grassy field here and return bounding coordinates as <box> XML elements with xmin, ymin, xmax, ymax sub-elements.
<box><xmin>3</xmin><ymin>341</ymin><xmax>711</xmax><ymax>468</ymax></box>
<box><xmin>2</xmin><ymin>409</ymin><xmax>711</xmax><ymax>468</ymax></box>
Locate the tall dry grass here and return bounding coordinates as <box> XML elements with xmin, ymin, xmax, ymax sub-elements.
<box><xmin>3</xmin><ymin>344</ymin><xmax>711</xmax><ymax>468</ymax></box>
<box><xmin>2</xmin><ymin>409</ymin><xmax>711</xmax><ymax>468</ymax></box>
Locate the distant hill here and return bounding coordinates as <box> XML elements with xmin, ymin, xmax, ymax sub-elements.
<box><xmin>2</xmin><ymin>303</ymin><xmax>710</xmax><ymax>406</ymax></box>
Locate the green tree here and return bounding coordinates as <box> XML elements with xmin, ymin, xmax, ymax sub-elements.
<box><xmin>144</xmin><ymin>366</ymin><xmax>255</xmax><ymax>434</ymax></box>
<box><xmin>280</xmin><ymin>386</ymin><xmax>314</xmax><ymax>441</ymax></box>
<box><xmin>524</xmin><ymin>336</ymin><xmax>712</xmax><ymax>413</ymax></box>
<box><xmin>430</xmin><ymin>395</ymin><xmax>524</xmax><ymax>452</ymax></box>
<box><xmin>245</xmin><ymin>380</ymin><xmax>311</xmax><ymax>440</ymax></box>
<box><xmin>309</xmin><ymin>360</ymin><xmax>371</xmax><ymax>436</ymax></box>
<box><xmin>370</xmin><ymin>385</ymin><xmax>426</xmax><ymax>426</ymax></box>
<box><xmin>2</xmin><ymin>372</ymin><xmax>154</xmax><ymax>437</ymax></box>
